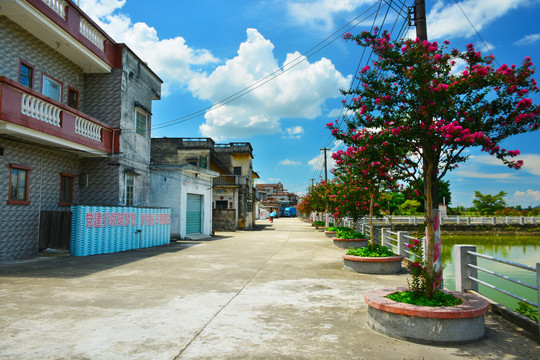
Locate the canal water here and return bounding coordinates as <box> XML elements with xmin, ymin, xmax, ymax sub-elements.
<box><xmin>441</xmin><ymin>235</ymin><xmax>539</xmax><ymax>313</ymax></box>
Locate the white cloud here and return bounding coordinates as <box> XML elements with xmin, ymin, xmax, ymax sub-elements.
<box><xmin>193</xmin><ymin>29</ymin><xmax>350</xmax><ymax>139</ymax></box>
<box><xmin>465</xmin><ymin>154</ymin><xmax>540</xmax><ymax>176</ymax></box>
<box><xmin>79</xmin><ymin>0</ymin><xmax>219</xmax><ymax>95</ymax></box>
<box><xmin>426</xmin><ymin>0</ymin><xmax>529</xmax><ymax>40</ymax></box>
<box><xmin>454</xmin><ymin>170</ymin><xmax>515</xmax><ymax>179</ymax></box>
<box><xmin>279</xmin><ymin>159</ymin><xmax>302</xmax><ymax>166</ymax></box>
<box><xmin>287</xmin><ymin>0</ymin><xmax>376</xmax><ymax>31</ymax></box>
<box><xmin>513</xmin><ymin>189</ymin><xmax>540</xmax><ymax>202</ymax></box>
<box><xmin>514</xmin><ymin>33</ymin><xmax>540</xmax><ymax>46</ymax></box>
<box><xmin>283</xmin><ymin>126</ymin><xmax>304</xmax><ymax>139</ymax></box>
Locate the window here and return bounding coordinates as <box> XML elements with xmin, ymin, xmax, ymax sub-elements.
<box><xmin>42</xmin><ymin>75</ymin><xmax>62</xmax><ymax>102</ymax></box>
<box><xmin>136</xmin><ymin>109</ymin><xmax>148</xmax><ymax>137</ymax></box>
<box><xmin>215</xmin><ymin>200</ymin><xmax>228</xmax><ymax>209</ymax></box>
<box><xmin>59</xmin><ymin>173</ymin><xmax>76</xmax><ymax>206</ymax></box>
<box><xmin>8</xmin><ymin>164</ymin><xmax>32</xmax><ymax>205</ymax></box>
<box><xmin>233</xmin><ymin>167</ymin><xmax>242</xmax><ymax>176</ymax></box>
<box><xmin>198</xmin><ymin>156</ymin><xmax>208</xmax><ymax>169</ymax></box>
<box><xmin>67</xmin><ymin>87</ymin><xmax>79</xmax><ymax>109</ymax></box>
<box><xmin>19</xmin><ymin>61</ymin><xmax>34</xmax><ymax>88</ymax></box>
<box><xmin>125</xmin><ymin>174</ymin><xmax>134</xmax><ymax>206</ymax></box>
<box><xmin>247</xmin><ymin>201</ymin><xmax>253</xmax><ymax>212</ymax></box>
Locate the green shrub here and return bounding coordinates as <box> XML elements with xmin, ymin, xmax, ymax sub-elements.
<box><xmin>336</xmin><ymin>229</ymin><xmax>365</xmax><ymax>239</ymax></box>
<box><xmin>313</xmin><ymin>221</ymin><xmax>325</xmax><ymax>226</ymax></box>
<box><xmin>326</xmin><ymin>226</ymin><xmax>352</xmax><ymax>232</ymax></box>
<box><xmin>386</xmin><ymin>290</ymin><xmax>462</xmax><ymax>307</ymax></box>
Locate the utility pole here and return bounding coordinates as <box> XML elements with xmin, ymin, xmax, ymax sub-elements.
<box><xmin>310</xmin><ymin>178</ymin><xmax>315</xmax><ymax>189</ymax></box>
<box><xmin>321</xmin><ymin>148</ymin><xmax>330</xmax><ymax>182</ymax></box>
<box><xmin>414</xmin><ymin>0</ymin><xmax>427</xmax><ymax>41</ymax></box>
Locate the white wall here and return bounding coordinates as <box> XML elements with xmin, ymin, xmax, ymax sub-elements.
<box><xmin>150</xmin><ymin>169</ymin><xmax>214</xmax><ymax>239</ymax></box>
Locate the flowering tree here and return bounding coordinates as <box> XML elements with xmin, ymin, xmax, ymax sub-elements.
<box><xmin>326</xmin><ymin>172</ymin><xmax>371</xmax><ymax>230</ymax></box>
<box><xmin>332</xmin><ymin>30</ymin><xmax>539</xmax><ymax>298</ymax></box>
<box><xmin>330</xmin><ymin>128</ymin><xmax>400</xmax><ymax>245</ymax></box>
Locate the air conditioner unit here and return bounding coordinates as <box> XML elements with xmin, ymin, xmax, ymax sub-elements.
<box><xmin>79</xmin><ymin>173</ymin><xmax>89</xmax><ymax>187</ymax></box>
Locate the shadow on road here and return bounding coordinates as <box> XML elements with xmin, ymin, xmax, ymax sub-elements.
<box><xmin>0</xmin><ymin>236</ymin><xmax>232</xmax><ymax>279</ymax></box>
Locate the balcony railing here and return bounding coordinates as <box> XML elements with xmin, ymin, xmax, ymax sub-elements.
<box><xmin>0</xmin><ymin>77</ymin><xmax>117</xmax><ymax>155</ymax></box>
<box><xmin>214</xmin><ymin>175</ymin><xmax>248</xmax><ymax>186</ymax></box>
<box><xmin>1</xmin><ymin>0</ymin><xmax>118</xmax><ymax>73</ymax></box>
<box><xmin>42</xmin><ymin>0</ymin><xmax>67</xmax><ymax>18</ymax></box>
<box><xmin>80</xmin><ymin>17</ymin><xmax>105</xmax><ymax>51</ymax></box>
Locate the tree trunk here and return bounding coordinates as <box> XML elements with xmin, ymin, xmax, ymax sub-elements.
<box><xmin>369</xmin><ymin>192</ymin><xmax>375</xmax><ymax>247</ymax></box>
<box><xmin>423</xmin><ymin>158</ymin><xmax>442</xmax><ymax>299</ymax></box>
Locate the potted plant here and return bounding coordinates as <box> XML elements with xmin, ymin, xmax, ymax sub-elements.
<box><xmin>364</xmin><ymin>239</ymin><xmax>488</xmax><ymax>344</ymax></box>
<box><xmin>331</xmin><ymin>30</ymin><xmax>537</xmax><ymax>343</ymax></box>
<box><xmin>332</xmin><ymin>228</ymin><xmax>369</xmax><ymax>248</ymax></box>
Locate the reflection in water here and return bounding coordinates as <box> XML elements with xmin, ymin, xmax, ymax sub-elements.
<box><xmin>441</xmin><ymin>235</ymin><xmax>539</xmax><ymax>311</ymax></box>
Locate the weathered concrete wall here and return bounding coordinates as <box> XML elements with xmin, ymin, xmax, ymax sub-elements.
<box><xmin>213</xmin><ymin>209</ymin><xmax>236</xmax><ymax>231</ymax></box>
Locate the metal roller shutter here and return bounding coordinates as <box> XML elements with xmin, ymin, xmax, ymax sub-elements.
<box><xmin>186</xmin><ymin>194</ymin><xmax>202</xmax><ymax>234</ymax></box>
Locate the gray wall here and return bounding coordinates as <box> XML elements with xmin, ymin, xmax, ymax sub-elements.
<box><xmin>0</xmin><ymin>16</ymin><xmax>85</xmax><ymax>108</ymax></box>
<box><xmin>0</xmin><ymin>138</ymin><xmax>80</xmax><ymax>260</ymax></box>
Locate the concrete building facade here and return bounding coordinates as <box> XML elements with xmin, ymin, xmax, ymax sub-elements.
<box><xmin>0</xmin><ymin>0</ymin><xmax>161</xmax><ymax>259</ymax></box>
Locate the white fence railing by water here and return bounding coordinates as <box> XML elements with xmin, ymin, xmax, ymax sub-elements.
<box><xmin>367</xmin><ymin>215</ymin><xmax>538</xmax><ymax>226</ymax></box>
<box><xmin>454</xmin><ymin>245</ymin><xmax>539</xmax><ymax>336</ymax></box>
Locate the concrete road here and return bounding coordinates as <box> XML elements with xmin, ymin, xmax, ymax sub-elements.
<box><xmin>0</xmin><ymin>218</ymin><xmax>538</xmax><ymax>359</ymax></box>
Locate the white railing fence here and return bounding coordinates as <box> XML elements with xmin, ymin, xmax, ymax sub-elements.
<box><xmin>21</xmin><ymin>93</ymin><xmax>61</xmax><ymax>127</ymax></box>
<box><xmin>454</xmin><ymin>245</ymin><xmax>539</xmax><ymax>337</ymax></box>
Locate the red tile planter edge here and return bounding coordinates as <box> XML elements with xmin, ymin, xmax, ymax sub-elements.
<box><xmin>333</xmin><ymin>238</ymin><xmax>369</xmax><ymax>242</ymax></box>
<box><xmin>365</xmin><ymin>287</ymin><xmax>489</xmax><ymax>319</ymax></box>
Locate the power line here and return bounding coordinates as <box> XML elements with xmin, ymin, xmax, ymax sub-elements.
<box><xmin>144</xmin><ymin>2</ymin><xmax>385</xmax><ymax>132</ymax></box>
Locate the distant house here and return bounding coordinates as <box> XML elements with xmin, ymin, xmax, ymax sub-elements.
<box><xmin>150</xmin><ymin>138</ymin><xmax>218</xmax><ymax>239</ymax></box>
<box><xmin>151</xmin><ymin>138</ymin><xmax>257</xmax><ymax>232</ymax></box>
<box><xmin>256</xmin><ymin>182</ymin><xmax>298</xmax><ymax>215</ymax></box>
<box><xmin>0</xmin><ymin>0</ymin><xmax>161</xmax><ymax>259</ymax></box>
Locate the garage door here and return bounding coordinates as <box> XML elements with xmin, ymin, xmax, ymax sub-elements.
<box><xmin>186</xmin><ymin>194</ymin><xmax>202</xmax><ymax>234</ymax></box>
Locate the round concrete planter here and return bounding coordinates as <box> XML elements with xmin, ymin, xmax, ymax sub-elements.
<box><xmin>316</xmin><ymin>226</ymin><xmax>325</xmax><ymax>232</ymax></box>
<box><xmin>342</xmin><ymin>254</ymin><xmax>403</xmax><ymax>274</ymax></box>
<box><xmin>332</xmin><ymin>238</ymin><xmax>369</xmax><ymax>249</ymax></box>
<box><xmin>324</xmin><ymin>231</ymin><xmax>337</xmax><ymax>238</ymax></box>
<box><xmin>364</xmin><ymin>287</ymin><xmax>489</xmax><ymax>344</ymax></box>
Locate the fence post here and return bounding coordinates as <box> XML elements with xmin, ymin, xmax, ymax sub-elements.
<box><xmin>457</xmin><ymin>216</ymin><xmax>461</xmax><ymax>225</ymax></box>
<box><xmin>466</xmin><ymin>217</ymin><xmax>471</xmax><ymax>225</ymax></box>
<box><xmin>532</xmin><ymin>217</ymin><xmax>536</xmax><ymax>225</ymax></box>
<box><xmin>381</xmin><ymin>228</ymin><xmax>387</xmax><ymax>247</ymax></box>
<box><xmin>519</xmin><ymin>217</ymin><xmax>525</xmax><ymax>225</ymax></box>
<box><xmin>397</xmin><ymin>231</ymin><xmax>407</xmax><ymax>257</ymax></box>
<box><xmin>492</xmin><ymin>217</ymin><xmax>496</xmax><ymax>225</ymax></box>
<box><xmin>480</xmin><ymin>217</ymin><xmax>485</xmax><ymax>225</ymax></box>
<box><xmin>537</xmin><ymin>263</ymin><xmax>540</xmax><ymax>339</ymax></box>
<box><xmin>454</xmin><ymin>245</ymin><xmax>478</xmax><ymax>292</ymax></box>
<box><xmin>505</xmin><ymin>216</ymin><xmax>509</xmax><ymax>225</ymax></box>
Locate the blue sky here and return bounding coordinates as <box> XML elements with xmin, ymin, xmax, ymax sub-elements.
<box><xmin>80</xmin><ymin>0</ymin><xmax>540</xmax><ymax>208</ymax></box>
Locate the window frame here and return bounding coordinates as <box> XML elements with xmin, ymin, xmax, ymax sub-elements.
<box><xmin>7</xmin><ymin>164</ymin><xmax>33</xmax><ymax>205</ymax></box>
<box><xmin>58</xmin><ymin>173</ymin><xmax>76</xmax><ymax>206</ymax></box>
<box><xmin>233</xmin><ymin>166</ymin><xmax>242</xmax><ymax>176</ymax></box>
<box><xmin>67</xmin><ymin>86</ymin><xmax>79</xmax><ymax>109</ymax></box>
<box><xmin>41</xmin><ymin>73</ymin><xmax>63</xmax><ymax>103</ymax></box>
<box><xmin>215</xmin><ymin>200</ymin><xmax>228</xmax><ymax>209</ymax></box>
<box><xmin>125</xmin><ymin>173</ymin><xmax>135</xmax><ymax>206</ymax></box>
<box><xmin>135</xmin><ymin>108</ymin><xmax>149</xmax><ymax>138</ymax></box>
<box><xmin>18</xmin><ymin>60</ymin><xmax>35</xmax><ymax>88</ymax></box>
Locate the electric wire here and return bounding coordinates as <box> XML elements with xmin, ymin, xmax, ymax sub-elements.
<box><xmin>143</xmin><ymin>2</ymin><xmax>386</xmax><ymax>132</ymax></box>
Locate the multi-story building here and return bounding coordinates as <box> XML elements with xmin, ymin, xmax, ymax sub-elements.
<box><xmin>0</xmin><ymin>0</ymin><xmax>161</xmax><ymax>259</ymax></box>
<box><xmin>151</xmin><ymin>138</ymin><xmax>257</xmax><ymax>232</ymax></box>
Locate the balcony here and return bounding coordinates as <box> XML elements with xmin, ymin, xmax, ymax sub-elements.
<box><xmin>0</xmin><ymin>0</ymin><xmax>118</xmax><ymax>73</ymax></box>
<box><xmin>0</xmin><ymin>77</ymin><xmax>118</xmax><ymax>156</ymax></box>
<box><xmin>213</xmin><ymin>175</ymin><xmax>248</xmax><ymax>187</ymax></box>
